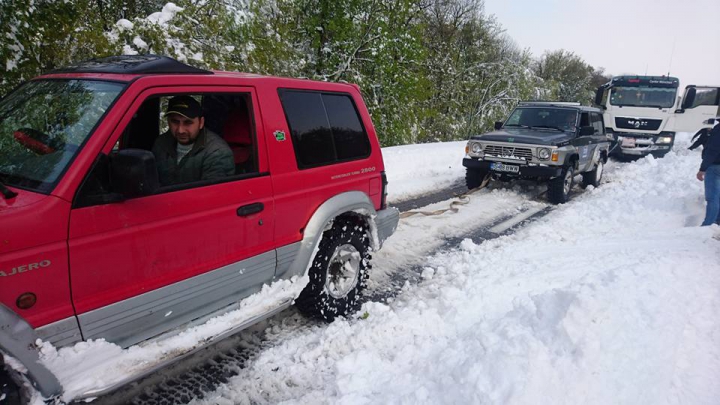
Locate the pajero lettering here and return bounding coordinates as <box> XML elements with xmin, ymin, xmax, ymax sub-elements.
<box><xmin>0</xmin><ymin>260</ymin><xmax>51</xmax><ymax>277</ymax></box>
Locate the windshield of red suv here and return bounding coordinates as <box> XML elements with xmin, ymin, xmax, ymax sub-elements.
<box><xmin>504</xmin><ymin>107</ymin><xmax>578</xmax><ymax>132</ymax></box>
<box><xmin>0</xmin><ymin>79</ymin><xmax>124</xmax><ymax>193</ymax></box>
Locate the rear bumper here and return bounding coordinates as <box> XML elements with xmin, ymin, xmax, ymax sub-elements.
<box><xmin>375</xmin><ymin>207</ymin><xmax>399</xmax><ymax>248</ymax></box>
<box><xmin>463</xmin><ymin>158</ymin><xmax>562</xmax><ymax>178</ymax></box>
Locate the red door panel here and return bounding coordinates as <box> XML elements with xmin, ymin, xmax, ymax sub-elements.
<box><xmin>68</xmin><ymin>178</ymin><xmax>275</xmax><ymax>313</ymax></box>
<box><xmin>68</xmin><ymin>85</ymin><xmax>275</xmax><ymax>315</ymax></box>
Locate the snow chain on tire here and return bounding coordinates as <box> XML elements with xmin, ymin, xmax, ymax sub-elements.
<box><xmin>295</xmin><ymin>217</ymin><xmax>371</xmax><ymax>322</ymax></box>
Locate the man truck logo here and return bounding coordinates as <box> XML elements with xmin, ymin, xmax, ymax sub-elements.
<box><xmin>628</xmin><ymin>120</ymin><xmax>647</xmax><ymax>129</ymax></box>
<box><xmin>0</xmin><ymin>260</ymin><xmax>51</xmax><ymax>277</ymax></box>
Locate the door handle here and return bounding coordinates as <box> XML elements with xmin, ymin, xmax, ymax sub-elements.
<box><xmin>237</xmin><ymin>202</ymin><xmax>264</xmax><ymax>217</ymax></box>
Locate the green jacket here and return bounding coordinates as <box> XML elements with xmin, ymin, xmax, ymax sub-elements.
<box><xmin>152</xmin><ymin>128</ymin><xmax>235</xmax><ymax>186</ymax></box>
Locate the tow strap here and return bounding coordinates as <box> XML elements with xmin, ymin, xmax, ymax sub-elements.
<box><xmin>399</xmin><ymin>174</ymin><xmax>490</xmax><ymax>219</ymax></box>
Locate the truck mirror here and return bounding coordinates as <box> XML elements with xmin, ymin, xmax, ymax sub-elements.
<box><xmin>594</xmin><ymin>86</ymin><xmax>605</xmax><ymax>108</ymax></box>
<box><xmin>681</xmin><ymin>87</ymin><xmax>697</xmax><ymax>110</ymax></box>
<box><xmin>579</xmin><ymin>126</ymin><xmax>594</xmax><ymax>136</ymax></box>
<box><xmin>110</xmin><ymin>149</ymin><xmax>159</xmax><ymax>198</ymax></box>
<box><xmin>494</xmin><ymin>121</ymin><xmax>503</xmax><ymax>130</ymax></box>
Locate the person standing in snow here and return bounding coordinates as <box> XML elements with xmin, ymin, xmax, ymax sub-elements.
<box><xmin>696</xmin><ymin>118</ymin><xmax>720</xmax><ymax>226</ymax></box>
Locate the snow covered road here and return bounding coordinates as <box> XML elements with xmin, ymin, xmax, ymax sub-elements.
<box><xmin>189</xmin><ymin>137</ymin><xmax>720</xmax><ymax>405</ymax></box>
<box><xmin>34</xmin><ymin>136</ymin><xmax>720</xmax><ymax>405</ymax></box>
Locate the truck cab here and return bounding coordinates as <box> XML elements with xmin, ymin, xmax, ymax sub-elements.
<box><xmin>595</xmin><ymin>76</ymin><xmax>720</xmax><ymax>159</ymax></box>
<box><xmin>594</xmin><ymin>76</ymin><xmax>680</xmax><ymax>159</ymax></box>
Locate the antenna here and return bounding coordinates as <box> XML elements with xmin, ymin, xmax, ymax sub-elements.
<box><xmin>644</xmin><ymin>63</ymin><xmax>648</xmax><ymax>76</ymax></box>
<box><xmin>667</xmin><ymin>38</ymin><xmax>676</xmax><ymax>76</ymax></box>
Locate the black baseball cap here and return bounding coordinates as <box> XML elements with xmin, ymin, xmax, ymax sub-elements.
<box><xmin>165</xmin><ymin>95</ymin><xmax>202</xmax><ymax>119</ymax></box>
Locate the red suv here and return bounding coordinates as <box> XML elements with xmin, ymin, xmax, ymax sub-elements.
<box><xmin>0</xmin><ymin>55</ymin><xmax>398</xmax><ymax>401</ymax></box>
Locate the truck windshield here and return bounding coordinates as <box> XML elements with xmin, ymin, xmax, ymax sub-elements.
<box><xmin>504</xmin><ymin>107</ymin><xmax>578</xmax><ymax>133</ymax></box>
<box><xmin>609</xmin><ymin>86</ymin><xmax>677</xmax><ymax>108</ymax></box>
<box><xmin>0</xmin><ymin>79</ymin><xmax>124</xmax><ymax>193</ymax></box>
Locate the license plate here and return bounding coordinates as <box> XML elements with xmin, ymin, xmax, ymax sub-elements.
<box><xmin>490</xmin><ymin>162</ymin><xmax>519</xmax><ymax>173</ymax></box>
<box><xmin>621</xmin><ymin>137</ymin><xmax>636</xmax><ymax>148</ymax></box>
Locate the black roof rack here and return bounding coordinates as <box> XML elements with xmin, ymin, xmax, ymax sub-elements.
<box><xmin>519</xmin><ymin>101</ymin><xmax>581</xmax><ymax>107</ymax></box>
<box><xmin>50</xmin><ymin>55</ymin><xmax>212</xmax><ymax>75</ymax></box>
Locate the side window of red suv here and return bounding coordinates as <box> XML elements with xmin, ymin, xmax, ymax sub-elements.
<box><xmin>279</xmin><ymin>90</ymin><xmax>371</xmax><ymax>169</ymax></box>
<box><xmin>74</xmin><ymin>92</ymin><xmax>259</xmax><ymax>208</ymax></box>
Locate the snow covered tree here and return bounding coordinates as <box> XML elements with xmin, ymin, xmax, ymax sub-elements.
<box><xmin>1</xmin><ymin>0</ymin><xmax>605</xmax><ymax>146</ymax></box>
<box><xmin>534</xmin><ymin>49</ymin><xmax>596</xmax><ymax>104</ymax></box>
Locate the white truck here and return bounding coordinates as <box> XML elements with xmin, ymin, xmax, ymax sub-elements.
<box><xmin>594</xmin><ymin>75</ymin><xmax>719</xmax><ymax>158</ymax></box>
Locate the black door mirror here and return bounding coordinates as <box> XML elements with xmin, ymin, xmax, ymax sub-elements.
<box><xmin>594</xmin><ymin>86</ymin><xmax>606</xmax><ymax>108</ymax></box>
<box><xmin>579</xmin><ymin>126</ymin><xmax>594</xmax><ymax>136</ymax></box>
<box><xmin>681</xmin><ymin>87</ymin><xmax>697</xmax><ymax>110</ymax></box>
<box><xmin>494</xmin><ymin>121</ymin><xmax>503</xmax><ymax>130</ymax></box>
<box><xmin>110</xmin><ymin>149</ymin><xmax>159</xmax><ymax>198</ymax></box>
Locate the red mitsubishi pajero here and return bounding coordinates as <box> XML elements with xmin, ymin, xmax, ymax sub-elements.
<box><xmin>0</xmin><ymin>55</ymin><xmax>398</xmax><ymax>401</ymax></box>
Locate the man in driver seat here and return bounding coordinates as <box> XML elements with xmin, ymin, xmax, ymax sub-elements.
<box><xmin>561</xmin><ymin>112</ymin><xmax>577</xmax><ymax>131</ymax></box>
<box><xmin>152</xmin><ymin>95</ymin><xmax>234</xmax><ymax>186</ymax></box>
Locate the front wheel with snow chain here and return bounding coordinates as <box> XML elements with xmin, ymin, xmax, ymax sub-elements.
<box><xmin>581</xmin><ymin>159</ymin><xmax>603</xmax><ymax>188</ymax></box>
<box><xmin>547</xmin><ymin>165</ymin><xmax>574</xmax><ymax>204</ymax></box>
<box><xmin>295</xmin><ymin>219</ymin><xmax>371</xmax><ymax>322</ymax></box>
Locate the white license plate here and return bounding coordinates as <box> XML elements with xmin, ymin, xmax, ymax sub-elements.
<box><xmin>621</xmin><ymin>137</ymin><xmax>636</xmax><ymax>148</ymax></box>
<box><xmin>490</xmin><ymin>162</ymin><xmax>520</xmax><ymax>173</ymax></box>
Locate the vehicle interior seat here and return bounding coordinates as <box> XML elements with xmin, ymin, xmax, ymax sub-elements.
<box><xmin>222</xmin><ymin>105</ymin><xmax>254</xmax><ymax>173</ymax></box>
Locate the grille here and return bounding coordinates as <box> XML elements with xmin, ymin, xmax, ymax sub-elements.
<box><xmin>615</xmin><ymin>117</ymin><xmax>662</xmax><ymax>131</ymax></box>
<box><xmin>484</xmin><ymin>145</ymin><xmax>533</xmax><ymax>160</ymax></box>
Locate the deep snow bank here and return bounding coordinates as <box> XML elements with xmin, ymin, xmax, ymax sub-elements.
<box><xmin>194</xmin><ymin>139</ymin><xmax>720</xmax><ymax>405</ymax></box>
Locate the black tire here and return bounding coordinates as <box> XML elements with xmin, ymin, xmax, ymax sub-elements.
<box><xmin>548</xmin><ymin>165</ymin><xmax>574</xmax><ymax>204</ymax></box>
<box><xmin>295</xmin><ymin>218</ymin><xmax>371</xmax><ymax>322</ymax></box>
<box><xmin>0</xmin><ymin>367</ymin><xmax>23</xmax><ymax>405</ymax></box>
<box><xmin>465</xmin><ymin>168</ymin><xmax>488</xmax><ymax>190</ymax></box>
<box><xmin>581</xmin><ymin>159</ymin><xmax>604</xmax><ymax>188</ymax></box>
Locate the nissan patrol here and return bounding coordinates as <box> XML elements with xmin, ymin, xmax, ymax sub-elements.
<box><xmin>463</xmin><ymin>102</ymin><xmax>611</xmax><ymax>204</ymax></box>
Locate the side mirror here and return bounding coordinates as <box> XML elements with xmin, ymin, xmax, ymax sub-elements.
<box><xmin>494</xmin><ymin>121</ymin><xmax>503</xmax><ymax>130</ymax></box>
<box><xmin>681</xmin><ymin>87</ymin><xmax>697</xmax><ymax>110</ymax></box>
<box><xmin>579</xmin><ymin>126</ymin><xmax>594</xmax><ymax>136</ymax></box>
<box><xmin>110</xmin><ymin>149</ymin><xmax>159</xmax><ymax>198</ymax></box>
<box><xmin>594</xmin><ymin>86</ymin><xmax>605</xmax><ymax>108</ymax></box>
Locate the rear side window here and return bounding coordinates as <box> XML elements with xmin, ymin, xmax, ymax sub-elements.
<box><xmin>279</xmin><ymin>90</ymin><xmax>371</xmax><ymax>168</ymax></box>
<box><xmin>590</xmin><ymin>113</ymin><xmax>604</xmax><ymax>134</ymax></box>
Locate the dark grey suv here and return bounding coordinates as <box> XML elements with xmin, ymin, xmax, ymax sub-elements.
<box><xmin>463</xmin><ymin>102</ymin><xmax>611</xmax><ymax>204</ymax></box>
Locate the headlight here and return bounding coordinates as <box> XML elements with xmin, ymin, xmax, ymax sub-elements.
<box><xmin>656</xmin><ymin>136</ymin><xmax>673</xmax><ymax>144</ymax></box>
<box><xmin>471</xmin><ymin>142</ymin><xmax>482</xmax><ymax>154</ymax></box>
<box><xmin>538</xmin><ymin>148</ymin><xmax>551</xmax><ymax>160</ymax></box>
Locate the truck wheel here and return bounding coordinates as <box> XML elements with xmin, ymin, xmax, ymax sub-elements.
<box><xmin>581</xmin><ymin>160</ymin><xmax>603</xmax><ymax>188</ymax></box>
<box><xmin>296</xmin><ymin>218</ymin><xmax>370</xmax><ymax>322</ymax></box>
<box><xmin>548</xmin><ymin>166</ymin><xmax>574</xmax><ymax>204</ymax></box>
<box><xmin>0</xmin><ymin>368</ymin><xmax>23</xmax><ymax>405</ymax></box>
<box><xmin>466</xmin><ymin>168</ymin><xmax>489</xmax><ymax>190</ymax></box>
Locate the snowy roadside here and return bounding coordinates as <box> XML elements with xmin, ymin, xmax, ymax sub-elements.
<box><xmin>191</xmin><ymin>137</ymin><xmax>720</xmax><ymax>405</ymax></box>
<box><xmin>382</xmin><ymin>141</ymin><xmax>467</xmax><ymax>202</ymax></box>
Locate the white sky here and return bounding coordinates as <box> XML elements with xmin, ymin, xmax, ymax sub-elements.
<box><xmin>484</xmin><ymin>0</ymin><xmax>720</xmax><ymax>88</ymax></box>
